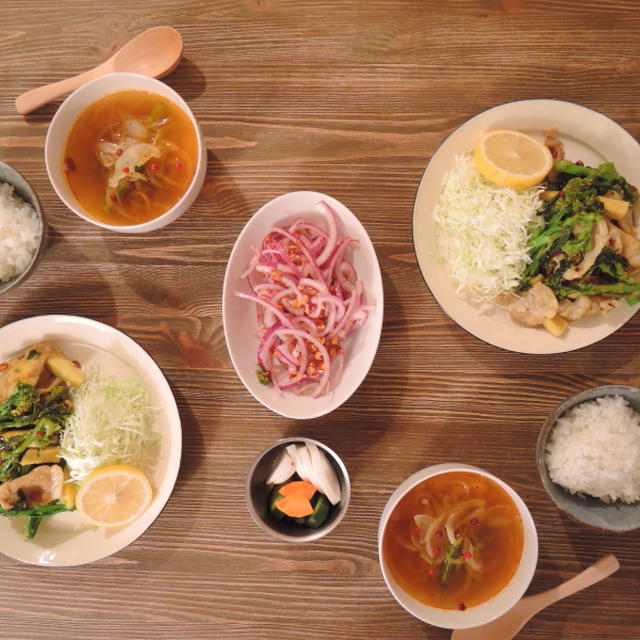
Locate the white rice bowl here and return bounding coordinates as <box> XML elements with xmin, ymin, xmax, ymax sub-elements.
<box><xmin>545</xmin><ymin>395</ymin><xmax>640</xmax><ymax>503</ymax></box>
<box><xmin>0</xmin><ymin>182</ymin><xmax>42</xmax><ymax>283</ymax></box>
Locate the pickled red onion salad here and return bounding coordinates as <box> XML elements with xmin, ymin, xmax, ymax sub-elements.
<box><xmin>236</xmin><ymin>200</ymin><xmax>373</xmax><ymax>397</ymax></box>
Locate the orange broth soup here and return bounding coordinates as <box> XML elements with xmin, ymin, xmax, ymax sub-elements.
<box><xmin>382</xmin><ymin>471</ymin><xmax>524</xmax><ymax>611</ymax></box>
<box><xmin>64</xmin><ymin>90</ymin><xmax>198</xmax><ymax>226</ymax></box>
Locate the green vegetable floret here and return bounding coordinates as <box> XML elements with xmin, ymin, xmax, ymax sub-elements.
<box><xmin>554</xmin><ymin>160</ymin><xmax>639</xmax><ymax>204</ymax></box>
<box><xmin>0</xmin><ymin>382</ymin><xmax>37</xmax><ymax>422</ymax></box>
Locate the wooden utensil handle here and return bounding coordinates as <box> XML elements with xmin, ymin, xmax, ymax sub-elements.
<box><xmin>15</xmin><ymin>64</ymin><xmax>106</xmax><ymax>115</ymax></box>
<box><xmin>530</xmin><ymin>555</ymin><xmax>620</xmax><ymax>613</ymax></box>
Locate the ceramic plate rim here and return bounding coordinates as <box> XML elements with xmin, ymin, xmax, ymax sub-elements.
<box><xmin>0</xmin><ymin>314</ymin><xmax>182</xmax><ymax>566</ymax></box>
<box><xmin>413</xmin><ymin>99</ymin><xmax>640</xmax><ymax>354</ymax></box>
<box><xmin>222</xmin><ymin>191</ymin><xmax>384</xmax><ymax>419</ymax></box>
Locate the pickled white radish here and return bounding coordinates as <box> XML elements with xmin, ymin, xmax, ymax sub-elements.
<box><xmin>266</xmin><ymin>443</ymin><xmax>342</xmax><ymax>505</ymax></box>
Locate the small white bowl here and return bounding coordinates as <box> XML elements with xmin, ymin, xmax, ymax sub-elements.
<box><xmin>378</xmin><ymin>463</ymin><xmax>538</xmax><ymax>630</ymax></box>
<box><xmin>44</xmin><ymin>72</ymin><xmax>206</xmax><ymax>234</ymax></box>
<box><xmin>223</xmin><ymin>191</ymin><xmax>384</xmax><ymax>419</ymax></box>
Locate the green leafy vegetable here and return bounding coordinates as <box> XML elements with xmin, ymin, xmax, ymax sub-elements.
<box><xmin>555</xmin><ymin>160</ymin><xmax>639</xmax><ymax>204</ymax></box>
<box><xmin>518</xmin><ymin>159</ymin><xmax>640</xmax><ymax>308</ymax></box>
<box><xmin>0</xmin><ymin>500</ymin><xmax>74</xmax><ymax>540</ymax></box>
<box><xmin>256</xmin><ymin>365</ymin><xmax>271</xmax><ymax>385</ymax></box>
<box><xmin>0</xmin><ymin>383</ymin><xmax>71</xmax><ymax>483</ymax></box>
<box><xmin>440</xmin><ymin>538</ymin><xmax>462</xmax><ymax>588</ymax></box>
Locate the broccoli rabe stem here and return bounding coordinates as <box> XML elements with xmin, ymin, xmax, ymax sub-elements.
<box><xmin>555</xmin><ymin>159</ymin><xmax>594</xmax><ymax>178</ymax></box>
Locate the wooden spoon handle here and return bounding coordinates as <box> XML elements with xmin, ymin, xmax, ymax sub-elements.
<box><xmin>15</xmin><ymin>62</ymin><xmax>110</xmax><ymax>115</ymax></box>
<box><xmin>527</xmin><ymin>554</ymin><xmax>620</xmax><ymax>615</ymax></box>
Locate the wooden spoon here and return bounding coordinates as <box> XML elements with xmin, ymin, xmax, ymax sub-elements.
<box><xmin>451</xmin><ymin>554</ymin><xmax>620</xmax><ymax>640</ymax></box>
<box><xmin>15</xmin><ymin>26</ymin><xmax>183</xmax><ymax>115</ymax></box>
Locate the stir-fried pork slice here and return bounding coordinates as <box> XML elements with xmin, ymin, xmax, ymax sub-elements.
<box><xmin>563</xmin><ymin>219</ymin><xmax>609</xmax><ymax>281</ymax></box>
<box><xmin>508</xmin><ymin>281</ymin><xmax>559</xmax><ymax>326</ymax></box>
<box><xmin>0</xmin><ymin>464</ymin><xmax>64</xmax><ymax>509</ymax></box>
<box><xmin>558</xmin><ymin>294</ymin><xmax>619</xmax><ymax>321</ymax></box>
<box><xmin>0</xmin><ymin>342</ymin><xmax>58</xmax><ymax>404</ymax></box>
<box><xmin>607</xmin><ymin>221</ymin><xmax>624</xmax><ymax>254</ymax></box>
<box><xmin>606</xmin><ymin>221</ymin><xmax>640</xmax><ymax>269</ymax></box>
<box><xmin>557</xmin><ymin>294</ymin><xmax>594</xmax><ymax>321</ymax></box>
<box><xmin>618</xmin><ymin>210</ymin><xmax>637</xmax><ymax>237</ymax></box>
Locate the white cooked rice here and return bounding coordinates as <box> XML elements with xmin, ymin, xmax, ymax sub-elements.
<box><xmin>545</xmin><ymin>395</ymin><xmax>640</xmax><ymax>503</ymax></box>
<box><xmin>0</xmin><ymin>181</ymin><xmax>41</xmax><ymax>282</ymax></box>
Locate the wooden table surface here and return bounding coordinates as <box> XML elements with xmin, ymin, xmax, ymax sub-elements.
<box><xmin>1</xmin><ymin>1</ymin><xmax>639</xmax><ymax>638</ymax></box>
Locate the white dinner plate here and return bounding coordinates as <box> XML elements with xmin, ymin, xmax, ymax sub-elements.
<box><xmin>413</xmin><ymin>99</ymin><xmax>640</xmax><ymax>354</ymax></box>
<box><xmin>0</xmin><ymin>315</ymin><xmax>181</xmax><ymax>566</ymax></box>
<box><xmin>223</xmin><ymin>191</ymin><xmax>384</xmax><ymax>419</ymax></box>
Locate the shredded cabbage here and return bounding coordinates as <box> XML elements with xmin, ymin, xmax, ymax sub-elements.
<box><xmin>60</xmin><ymin>370</ymin><xmax>159</xmax><ymax>484</ymax></box>
<box><xmin>435</xmin><ymin>154</ymin><xmax>544</xmax><ymax>305</ymax></box>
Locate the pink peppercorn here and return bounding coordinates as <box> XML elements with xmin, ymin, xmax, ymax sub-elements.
<box><xmin>150</xmin><ymin>163</ymin><xmax>159</xmax><ymax>171</ymax></box>
<box><xmin>174</xmin><ymin>160</ymin><xmax>182</xmax><ymax>169</ymax></box>
<box><xmin>458</xmin><ymin>602</ymin><xmax>466</xmax><ymax>611</ymax></box>
<box><xmin>432</xmin><ymin>547</ymin><xmax>440</xmax><ymax>556</ymax></box>
<box><xmin>115</xmin><ymin>148</ymin><xmax>123</xmax><ymax>157</ymax></box>
<box><xmin>122</xmin><ymin>167</ymin><xmax>130</xmax><ymax>174</ymax></box>
<box><xmin>470</xmin><ymin>517</ymin><xmax>478</xmax><ymax>526</ymax></box>
<box><xmin>435</xmin><ymin>530</ymin><xmax>443</xmax><ymax>538</ymax></box>
<box><xmin>109</xmin><ymin>193</ymin><xmax>117</xmax><ymax>202</ymax></box>
<box><xmin>464</xmin><ymin>551</ymin><xmax>472</xmax><ymax>559</ymax></box>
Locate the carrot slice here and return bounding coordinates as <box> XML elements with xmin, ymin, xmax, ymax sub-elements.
<box><xmin>275</xmin><ymin>492</ymin><xmax>314</xmax><ymax>518</ymax></box>
<box><xmin>278</xmin><ymin>480</ymin><xmax>317</xmax><ymax>500</ymax></box>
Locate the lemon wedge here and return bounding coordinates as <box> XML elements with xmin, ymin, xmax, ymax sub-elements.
<box><xmin>75</xmin><ymin>464</ymin><xmax>152</xmax><ymax>528</ymax></box>
<box><xmin>473</xmin><ymin>129</ymin><xmax>553</xmax><ymax>190</ymax></box>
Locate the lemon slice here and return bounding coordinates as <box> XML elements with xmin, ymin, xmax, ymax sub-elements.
<box><xmin>76</xmin><ymin>464</ymin><xmax>153</xmax><ymax>528</ymax></box>
<box><xmin>473</xmin><ymin>129</ymin><xmax>553</xmax><ymax>190</ymax></box>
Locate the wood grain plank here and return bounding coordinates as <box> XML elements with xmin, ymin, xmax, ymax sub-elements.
<box><xmin>1</xmin><ymin>1</ymin><xmax>640</xmax><ymax>639</ymax></box>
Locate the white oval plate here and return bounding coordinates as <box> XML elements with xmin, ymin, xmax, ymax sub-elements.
<box><xmin>0</xmin><ymin>315</ymin><xmax>181</xmax><ymax>566</ymax></box>
<box><xmin>413</xmin><ymin>99</ymin><xmax>640</xmax><ymax>354</ymax></box>
<box><xmin>223</xmin><ymin>191</ymin><xmax>384</xmax><ymax>419</ymax></box>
